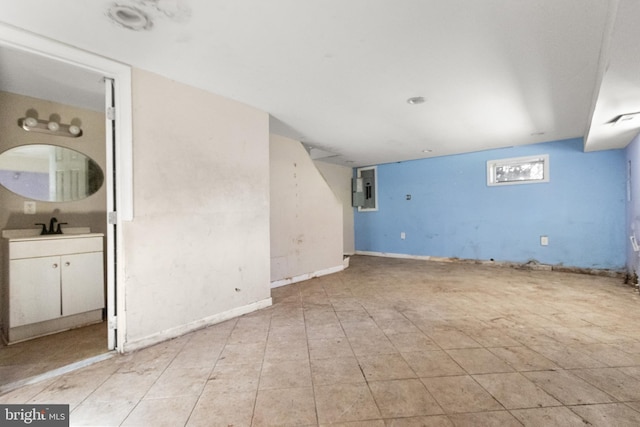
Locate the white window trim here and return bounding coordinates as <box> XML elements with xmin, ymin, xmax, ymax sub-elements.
<box><xmin>357</xmin><ymin>165</ymin><xmax>378</xmax><ymax>212</ymax></box>
<box><xmin>487</xmin><ymin>154</ymin><xmax>549</xmax><ymax>186</ymax></box>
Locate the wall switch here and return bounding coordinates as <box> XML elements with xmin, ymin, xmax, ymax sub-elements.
<box><xmin>540</xmin><ymin>235</ymin><xmax>549</xmax><ymax>246</ymax></box>
<box><xmin>400</xmin><ymin>232</ymin><xmax>406</xmax><ymax>240</ymax></box>
<box><xmin>24</xmin><ymin>201</ymin><xmax>36</xmax><ymax>214</ymax></box>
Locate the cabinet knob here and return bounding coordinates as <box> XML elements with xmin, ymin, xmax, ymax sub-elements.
<box><xmin>52</xmin><ymin>263</ymin><xmax>58</xmax><ymax>268</ymax></box>
<box><xmin>65</xmin><ymin>262</ymin><xmax>71</xmax><ymax>266</ymax></box>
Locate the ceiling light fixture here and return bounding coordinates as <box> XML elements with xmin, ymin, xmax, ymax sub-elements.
<box><xmin>407</xmin><ymin>96</ymin><xmax>426</xmax><ymax>105</ymax></box>
<box><xmin>422</xmin><ymin>149</ymin><xmax>432</xmax><ymax>153</ymax></box>
<box><xmin>108</xmin><ymin>4</ymin><xmax>152</xmax><ymax>31</ymax></box>
<box><xmin>19</xmin><ymin>117</ymin><xmax>83</xmax><ymax>138</ymax></box>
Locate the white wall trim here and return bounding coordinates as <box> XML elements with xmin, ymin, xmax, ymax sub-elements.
<box><xmin>121</xmin><ymin>297</ymin><xmax>273</xmax><ymax>353</ymax></box>
<box><xmin>355</xmin><ymin>250</ymin><xmax>433</xmax><ymax>261</ymax></box>
<box><xmin>271</xmin><ymin>264</ymin><xmax>344</xmax><ymax>288</ymax></box>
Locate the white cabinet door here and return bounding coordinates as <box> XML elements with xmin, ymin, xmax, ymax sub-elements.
<box><xmin>10</xmin><ymin>256</ymin><xmax>61</xmax><ymax>327</ymax></box>
<box><xmin>61</xmin><ymin>252</ymin><xmax>105</xmax><ymax>316</ymax></box>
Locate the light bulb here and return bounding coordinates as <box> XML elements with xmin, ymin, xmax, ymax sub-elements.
<box><xmin>47</xmin><ymin>121</ymin><xmax>60</xmax><ymax>131</ymax></box>
<box><xmin>68</xmin><ymin>125</ymin><xmax>81</xmax><ymax>136</ymax></box>
<box><xmin>24</xmin><ymin>117</ymin><xmax>38</xmax><ymax>127</ymax></box>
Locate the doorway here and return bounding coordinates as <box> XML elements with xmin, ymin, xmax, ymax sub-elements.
<box><xmin>0</xmin><ymin>24</ymin><xmax>132</xmax><ymax>392</ymax></box>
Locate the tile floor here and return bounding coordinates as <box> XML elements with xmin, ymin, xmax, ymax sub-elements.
<box><xmin>2</xmin><ymin>255</ymin><xmax>640</xmax><ymax>426</ymax></box>
<box><xmin>0</xmin><ymin>321</ymin><xmax>107</xmax><ymax>390</ymax></box>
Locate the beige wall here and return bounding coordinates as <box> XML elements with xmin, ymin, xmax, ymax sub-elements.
<box><xmin>122</xmin><ymin>69</ymin><xmax>271</xmax><ymax>345</ymax></box>
<box><xmin>314</xmin><ymin>160</ymin><xmax>355</xmax><ymax>255</ymax></box>
<box><xmin>270</xmin><ymin>134</ymin><xmax>343</xmax><ymax>282</ymax></box>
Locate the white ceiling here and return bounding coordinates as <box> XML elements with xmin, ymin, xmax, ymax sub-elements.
<box><xmin>1</xmin><ymin>0</ymin><xmax>639</xmax><ymax>167</ymax></box>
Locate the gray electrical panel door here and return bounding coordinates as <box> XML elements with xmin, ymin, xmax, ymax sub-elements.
<box><xmin>352</xmin><ymin>168</ymin><xmax>376</xmax><ymax>209</ymax></box>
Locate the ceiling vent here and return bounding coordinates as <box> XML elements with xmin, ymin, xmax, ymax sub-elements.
<box><xmin>612</xmin><ymin>112</ymin><xmax>640</xmax><ymax>126</ymax></box>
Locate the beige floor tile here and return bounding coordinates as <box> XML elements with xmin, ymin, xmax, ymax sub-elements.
<box><xmin>218</xmin><ymin>341</ymin><xmax>266</xmax><ymax>363</ymax></box>
<box><xmin>467</xmin><ymin>329</ymin><xmax>521</xmax><ymax>347</ymax></box>
<box><xmin>446</xmin><ymin>348</ymin><xmax>514</xmax><ymax>374</ymax></box>
<box><xmin>0</xmin><ymin>377</ymin><xmax>58</xmax><ymax>404</ymax></box>
<box><xmin>186</xmin><ymin>389</ymin><xmax>256</xmax><ymax>427</ymax></box>
<box><xmin>207</xmin><ymin>361</ymin><xmax>261</xmax><ymax>392</ymax></box>
<box><xmin>384</xmin><ymin>415</ymin><xmax>453</xmax><ymax>426</ymax></box>
<box><xmin>473</xmin><ymin>372</ymin><xmax>560</xmax><ymax>409</ymax></box>
<box><xmin>387</xmin><ymin>333</ymin><xmax>439</xmax><ymax>352</ymax></box>
<box><xmin>569</xmin><ymin>403</ymin><xmax>640</xmax><ymax>426</ymax></box>
<box><xmin>169</xmin><ymin>342</ymin><xmax>223</xmax><ymax>369</ymax></box>
<box><xmin>510</xmin><ymin>406</ymin><xmax>590</xmax><ymax>426</ymax></box>
<box><xmin>378</xmin><ymin>319</ymin><xmax>423</xmax><ymax>335</ymax></box>
<box><xmin>523</xmin><ymin>369</ymin><xmax>615</xmax><ymax>405</ymax></box>
<box><xmin>145</xmin><ymin>366</ymin><xmax>210</xmax><ymax>398</ymax></box>
<box><xmin>87</xmin><ymin>370</ymin><xmax>160</xmax><ymax>402</ymax></box>
<box><xmin>311</xmin><ymin>357</ymin><xmax>365</xmax><ymax>385</ymax></box>
<box><xmin>626</xmin><ymin>401</ymin><xmax>640</xmax><ymax>412</ymax></box>
<box><xmin>252</xmin><ymin>386</ymin><xmax>317</xmax><ymax>426</ymax></box>
<box><xmin>308</xmin><ymin>337</ymin><xmax>354</xmax><ymax>359</ymax></box>
<box><xmin>529</xmin><ymin>344</ymin><xmax>605</xmax><ymax>369</ymax></box>
<box><xmin>121</xmin><ymin>395</ymin><xmax>198</xmax><ymax>427</ymax></box>
<box><xmin>306</xmin><ymin>323</ymin><xmax>347</xmax><ymax>340</ymax></box>
<box><xmin>320</xmin><ymin>421</ymin><xmax>385</xmax><ymax>427</ymax></box>
<box><xmin>575</xmin><ymin>343</ymin><xmax>640</xmax><ymax>367</ymax></box>
<box><xmin>357</xmin><ymin>353</ymin><xmax>416</xmax><ymax>381</ymax></box>
<box><xmin>314</xmin><ymin>382</ymin><xmax>381</xmax><ymax>424</ymax></box>
<box><xmin>402</xmin><ymin>350</ymin><xmax>465</xmax><ymax>377</ymax></box>
<box><xmin>70</xmin><ymin>398</ymin><xmax>137</xmax><ymax>426</ymax></box>
<box><xmin>488</xmin><ymin>346</ymin><xmax>558</xmax><ymax>371</ymax></box>
<box><xmin>619</xmin><ymin>366</ymin><xmax>640</xmax><ymax>381</ymax></box>
<box><xmin>264</xmin><ymin>338</ymin><xmax>309</xmax><ymax>361</ymax></box>
<box><xmin>427</xmin><ymin>330</ymin><xmax>481</xmax><ymax>349</ymax></box>
<box><xmin>259</xmin><ymin>358</ymin><xmax>312</xmax><ymax>389</ymax></box>
<box><xmin>349</xmin><ymin>335</ymin><xmax>399</xmax><ymax>356</ymax></box>
<box><xmin>421</xmin><ymin>375</ymin><xmax>502</xmax><ymax>414</ymax></box>
<box><xmin>447</xmin><ymin>410</ymin><xmax>522</xmax><ymax>427</ymax></box>
<box><xmin>572</xmin><ymin>368</ymin><xmax>640</xmax><ymax>401</ymax></box>
<box><xmin>368</xmin><ymin>378</ymin><xmax>443</xmax><ymax>418</ymax></box>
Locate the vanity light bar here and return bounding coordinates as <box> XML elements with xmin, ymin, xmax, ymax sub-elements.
<box><xmin>19</xmin><ymin>117</ymin><xmax>83</xmax><ymax>138</ymax></box>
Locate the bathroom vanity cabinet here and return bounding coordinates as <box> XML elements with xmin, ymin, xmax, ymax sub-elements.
<box><xmin>2</xmin><ymin>233</ymin><xmax>105</xmax><ymax>343</ymax></box>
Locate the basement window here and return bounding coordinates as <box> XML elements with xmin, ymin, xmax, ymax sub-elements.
<box><xmin>487</xmin><ymin>154</ymin><xmax>549</xmax><ymax>186</ymax></box>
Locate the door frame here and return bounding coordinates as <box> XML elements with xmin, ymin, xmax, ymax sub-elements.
<box><xmin>0</xmin><ymin>23</ymin><xmax>132</xmax><ymax>352</ymax></box>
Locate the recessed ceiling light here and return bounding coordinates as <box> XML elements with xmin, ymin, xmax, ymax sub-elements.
<box><xmin>108</xmin><ymin>4</ymin><xmax>152</xmax><ymax>31</ymax></box>
<box><xmin>407</xmin><ymin>96</ymin><xmax>426</xmax><ymax>105</ymax></box>
<box><xmin>422</xmin><ymin>149</ymin><xmax>432</xmax><ymax>153</ymax></box>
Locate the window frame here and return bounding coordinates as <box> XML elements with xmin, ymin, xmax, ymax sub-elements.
<box><xmin>486</xmin><ymin>154</ymin><xmax>549</xmax><ymax>187</ymax></box>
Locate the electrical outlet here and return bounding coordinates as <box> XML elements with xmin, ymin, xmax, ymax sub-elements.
<box><xmin>540</xmin><ymin>235</ymin><xmax>549</xmax><ymax>246</ymax></box>
<box><xmin>24</xmin><ymin>201</ymin><xmax>36</xmax><ymax>214</ymax></box>
<box><xmin>400</xmin><ymin>232</ymin><xmax>406</xmax><ymax>240</ymax></box>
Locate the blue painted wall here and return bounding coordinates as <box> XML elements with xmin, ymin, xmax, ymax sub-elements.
<box><xmin>355</xmin><ymin>138</ymin><xmax>626</xmax><ymax>269</ymax></box>
<box><xmin>625</xmin><ymin>133</ymin><xmax>640</xmax><ymax>275</ymax></box>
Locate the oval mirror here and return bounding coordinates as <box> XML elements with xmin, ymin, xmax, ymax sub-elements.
<box><xmin>0</xmin><ymin>144</ymin><xmax>104</xmax><ymax>202</ymax></box>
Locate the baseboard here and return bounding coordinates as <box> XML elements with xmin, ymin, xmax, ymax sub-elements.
<box><xmin>355</xmin><ymin>251</ymin><xmax>625</xmax><ymax>278</ymax></box>
<box><xmin>122</xmin><ymin>297</ymin><xmax>272</xmax><ymax>353</ymax></box>
<box><xmin>355</xmin><ymin>250</ymin><xmax>433</xmax><ymax>261</ymax></box>
<box><xmin>271</xmin><ymin>264</ymin><xmax>344</xmax><ymax>288</ymax></box>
